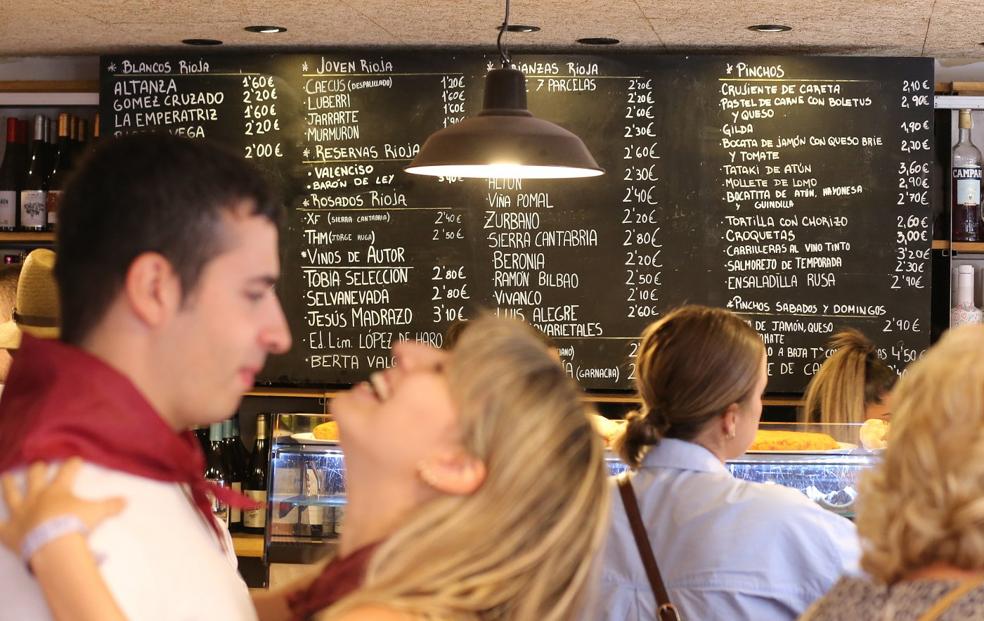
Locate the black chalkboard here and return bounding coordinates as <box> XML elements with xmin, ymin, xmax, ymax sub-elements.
<box><xmin>100</xmin><ymin>52</ymin><xmax>935</xmax><ymax>392</ymax></box>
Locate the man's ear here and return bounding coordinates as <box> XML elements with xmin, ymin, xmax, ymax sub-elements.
<box><xmin>123</xmin><ymin>253</ymin><xmax>181</xmax><ymax>327</ymax></box>
<box><xmin>418</xmin><ymin>448</ymin><xmax>487</xmax><ymax>496</ymax></box>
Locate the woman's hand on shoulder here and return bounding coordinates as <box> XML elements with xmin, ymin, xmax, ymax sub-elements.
<box><xmin>316</xmin><ymin>605</ymin><xmax>415</xmax><ymax>621</ymax></box>
<box><xmin>0</xmin><ymin>458</ymin><xmax>125</xmax><ymax>556</ymax></box>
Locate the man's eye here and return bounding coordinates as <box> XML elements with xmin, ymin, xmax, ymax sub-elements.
<box><xmin>245</xmin><ymin>290</ymin><xmax>266</xmax><ymax>302</ymax></box>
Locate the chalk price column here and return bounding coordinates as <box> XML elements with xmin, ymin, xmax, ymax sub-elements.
<box><xmin>885</xmin><ymin>77</ymin><xmax>933</xmax><ymax>369</ymax></box>
<box><xmin>430</xmin><ymin>209</ymin><xmax>470</xmax><ymax>325</ymax></box>
<box><xmin>621</xmin><ymin>76</ymin><xmax>665</xmax><ymax>381</ymax></box>
<box><xmin>429</xmin><ymin>70</ymin><xmax>471</xmax><ymax>329</ymax></box>
<box><xmin>440</xmin><ymin>74</ymin><xmax>466</xmax><ymax>128</ymax></box>
<box><xmin>241</xmin><ymin>74</ymin><xmax>284</xmax><ymax>160</ymax></box>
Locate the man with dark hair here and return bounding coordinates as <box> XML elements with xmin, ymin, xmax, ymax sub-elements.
<box><xmin>0</xmin><ymin>134</ymin><xmax>291</xmax><ymax>620</ymax></box>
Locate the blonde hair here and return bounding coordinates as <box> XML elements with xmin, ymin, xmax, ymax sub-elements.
<box><xmin>857</xmin><ymin>325</ymin><xmax>984</xmax><ymax>583</ymax></box>
<box><xmin>323</xmin><ymin>316</ymin><xmax>610</xmax><ymax>620</ymax></box>
<box><xmin>615</xmin><ymin>305</ymin><xmax>764</xmax><ymax>468</ymax></box>
<box><xmin>0</xmin><ymin>264</ymin><xmax>20</xmax><ymax>321</ymax></box>
<box><xmin>800</xmin><ymin>329</ymin><xmax>897</xmax><ymax>424</ymax></box>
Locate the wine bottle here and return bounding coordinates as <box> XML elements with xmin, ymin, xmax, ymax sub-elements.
<box><xmin>71</xmin><ymin>116</ymin><xmax>87</xmax><ymax>164</ymax></box>
<box><xmin>302</xmin><ymin>459</ymin><xmax>324</xmax><ymax>540</ymax></box>
<box><xmin>242</xmin><ymin>414</ymin><xmax>270</xmax><ymax>534</ymax></box>
<box><xmin>951</xmin><ymin>265</ymin><xmax>983</xmax><ymax>327</ymax></box>
<box><xmin>193</xmin><ymin>425</ymin><xmax>211</xmax><ymax>460</ymax></box>
<box><xmin>19</xmin><ymin>116</ymin><xmax>47</xmax><ymax>232</ymax></box>
<box><xmin>45</xmin><ymin>113</ymin><xmax>71</xmax><ymax>231</ymax></box>
<box><xmin>80</xmin><ymin>119</ymin><xmax>88</xmax><ymax>155</ymax></box>
<box><xmin>0</xmin><ymin>118</ymin><xmax>25</xmax><ymax>231</ymax></box>
<box><xmin>44</xmin><ymin>117</ymin><xmax>56</xmax><ymax>181</ymax></box>
<box><xmin>230</xmin><ymin>417</ymin><xmax>250</xmax><ymax>471</ymax></box>
<box><xmin>952</xmin><ymin>109</ymin><xmax>983</xmax><ymax>242</ymax></box>
<box><xmin>222</xmin><ymin>419</ymin><xmax>244</xmax><ymax>532</ymax></box>
<box><xmin>204</xmin><ymin>422</ymin><xmax>230</xmax><ymax>526</ymax></box>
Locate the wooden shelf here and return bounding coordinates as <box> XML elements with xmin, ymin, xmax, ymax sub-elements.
<box><xmin>0</xmin><ymin>80</ymin><xmax>98</xmax><ymax>93</ymax></box>
<box><xmin>0</xmin><ymin>80</ymin><xmax>99</xmax><ymax>107</ymax></box>
<box><xmin>246</xmin><ymin>386</ymin><xmax>329</xmax><ymax>398</ymax></box>
<box><xmin>0</xmin><ymin>232</ymin><xmax>55</xmax><ymax>243</ymax></box>
<box><xmin>937</xmin><ymin>82</ymin><xmax>984</xmax><ymax>96</ymax></box>
<box><xmin>247</xmin><ymin>387</ymin><xmax>802</xmax><ymax>407</ymax></box>
<box><xmin>932</xmin><ymin>240</ymin><xmax>984</xmax><ymax>253</ymax></box>
<box><xmin>763</xmin><ymin>397</ymin><xmax>805</xmax><ymax>407</ymax></box>
<box><xmin>232</xmin><ymin>533</ymin><xmax>264</xmax><ymax>558</ymax></box>
<box><xmin>583</xmin><ymin>393</ymin><xmax>641</xmax><ymax>404</ymax></box>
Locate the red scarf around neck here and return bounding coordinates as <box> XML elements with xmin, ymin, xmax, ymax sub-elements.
<box><xmin>0</xmin><ymin>334</ymin><xmax>256</xmax><ymax>542</ymax></box>
<box><xmin>287</xmin><ymin>541</ymin><xmax>380</xmax><ymax>620</ymax></box>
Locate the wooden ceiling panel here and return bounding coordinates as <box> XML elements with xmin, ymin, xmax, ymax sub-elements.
<box><xmin>0</xmin><ymin>0</ymin><xmax>979</xmax><ymax>58</ymax></box>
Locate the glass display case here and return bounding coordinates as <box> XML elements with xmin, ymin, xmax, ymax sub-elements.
<box><xmin>265</xmin><ymin>413</ymin><xmax>344</xmax><ymax>564</ymax></box>
<box><xmin>729</xmin><ymin>422</ymin><xmax>881</xmax><ymax>517</ymax></box>
<box><xmin>606</xmin><ymin>422</ymin><xmax>882</xmax><ymax>517</ymax></box>
<box><xmin>266</xmin><ymin>417</ymin><xmax>882</xmax><ymax>564</ymax></box>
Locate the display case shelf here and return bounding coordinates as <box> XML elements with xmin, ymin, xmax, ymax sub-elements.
<box><xmin>935</xmin><ymin>94</ymin><xmax>984</xmax><ymax>110</ymax></box>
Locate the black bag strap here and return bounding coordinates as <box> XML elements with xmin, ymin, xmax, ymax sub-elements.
<box><xmin>617</xmin><ymin>476</ymin><xmax>682</xmax><ymax>621</ymax></box>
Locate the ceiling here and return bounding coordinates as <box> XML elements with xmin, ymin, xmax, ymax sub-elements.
<box><xmin>0</xmin><ymin>0</ymin><xmax>981</xmax><ymax>59</ymax></box>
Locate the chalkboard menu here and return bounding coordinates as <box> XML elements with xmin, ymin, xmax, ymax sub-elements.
<box><xmin>100</xmin><ymin>52</ymin><xmax>934</xmax><ymax>392</ymax></box>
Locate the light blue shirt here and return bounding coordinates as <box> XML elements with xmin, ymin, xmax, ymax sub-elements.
<box><xmin>584</xmin><ymin>439</ymin><xmax>860</xmax><ymax>621</ymax></box>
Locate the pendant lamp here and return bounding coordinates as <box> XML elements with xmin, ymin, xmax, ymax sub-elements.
<box><xmin>405</xmin><ymin>0</ymin><xmax>604</xmax><ymax>179</ymax></box>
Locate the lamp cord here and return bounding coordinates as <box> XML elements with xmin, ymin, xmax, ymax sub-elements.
<box><xmin>497</xmin><ymin>0</ymin><xmax>511</xmax><ymax>67</ymax></box>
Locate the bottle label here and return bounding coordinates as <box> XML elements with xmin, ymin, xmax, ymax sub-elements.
<box><xmin>46</xmin><ymin>190</ymin><xmax>61</xmax><ymax>227</ymax></box>
<box><xmin>953</xmin><ymin>166</ymin><xmax>982</xmax><ymax>180</ymax></box>
<box><xmin>230</xmin><ymin>481</ymin><xmax>242</xmax><ymax>523</ymax></box>
<box><xmin>19</xmin><ymin>190</ymin><xmax>45</xmax><ymax>229</ymax></box>
<box><xmin>243</xmin><ymin>490</ymin><xmax>267</xmax><ymax>527</ymax></box>
<box><xmin>206</xmin><ymin>478</ymin><xmax>229</xmax><ymax>525</ymax></box>
<box><xmin>954</xmin><ymin>166</ymin><xmax>982</xmax><ymax>206</ymax></box>
<box><xmin>957</xmin><ymin>179</ymin><xmax>982</xmax><ymax>206</ymax></box>
<box><xmin>0</xmin><ymin>192</ymin><xmax>15</xmax><ymax>229</ymax></box>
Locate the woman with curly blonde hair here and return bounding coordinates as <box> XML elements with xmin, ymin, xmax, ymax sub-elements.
<box><xmin>802</xmin><ymin>324</ymin><xmax>984</xmax><ymax>620</ymax></box>
<box><xmin>0</xmin><ymin>316</ymin><xmax>611</xmax><ymax>621</ymax></box>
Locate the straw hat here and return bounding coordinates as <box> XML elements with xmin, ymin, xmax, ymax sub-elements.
<box><xmin>0</xmin><ymin>249</ymin><xmax>59</xmax><ymax>349</ymax></box>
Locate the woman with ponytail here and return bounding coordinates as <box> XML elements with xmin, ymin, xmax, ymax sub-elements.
<box><xmin>801</xmin><ymin>329</ymin><xmax>896</xmax><ymax>424</ymax></box>
<box><xmin>584</xmin><ymin>305</ymin><xmax>859</xmax><ymax>621</ymax></box>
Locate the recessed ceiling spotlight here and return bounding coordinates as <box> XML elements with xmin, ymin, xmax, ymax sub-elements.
<box><xmin>182</xmin><ymin>38</ymin><xmax>223</xmax><ymax>46</ymax></box>
<box><xmin>748</xmin><ymin>24</ymin><xmax>792</xmax><ymax>33</ymax></box>
<box><xmin>497</xmin><ymin>24</ymin><xmax>540</xmax><ymax>33</ymax></box>
<box><xmin>576</xmin><ymin>37</ymin><xmax>620</xmax><ymax>45</ymax></box>
<box><xmin>245</xmin><ymin>25</ymin><xmax>287</xmax><ymax>34</ymax></box>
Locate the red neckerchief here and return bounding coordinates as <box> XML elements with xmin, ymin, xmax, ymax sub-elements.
<box><xmin>0</xmin><ymin>335</ymin><xmax>257</xmax><ymax>542</ymax></box>
<box><xmin>286</xmin><ymin>541</ymin><xmax>380</xmax><ymax>620</ymax></box>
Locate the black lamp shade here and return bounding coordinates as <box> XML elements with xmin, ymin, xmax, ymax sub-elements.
<box><xmin>406</xmin><ymin>68</ymin><xmax>604</xmax><ymax>179</ymax></box>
